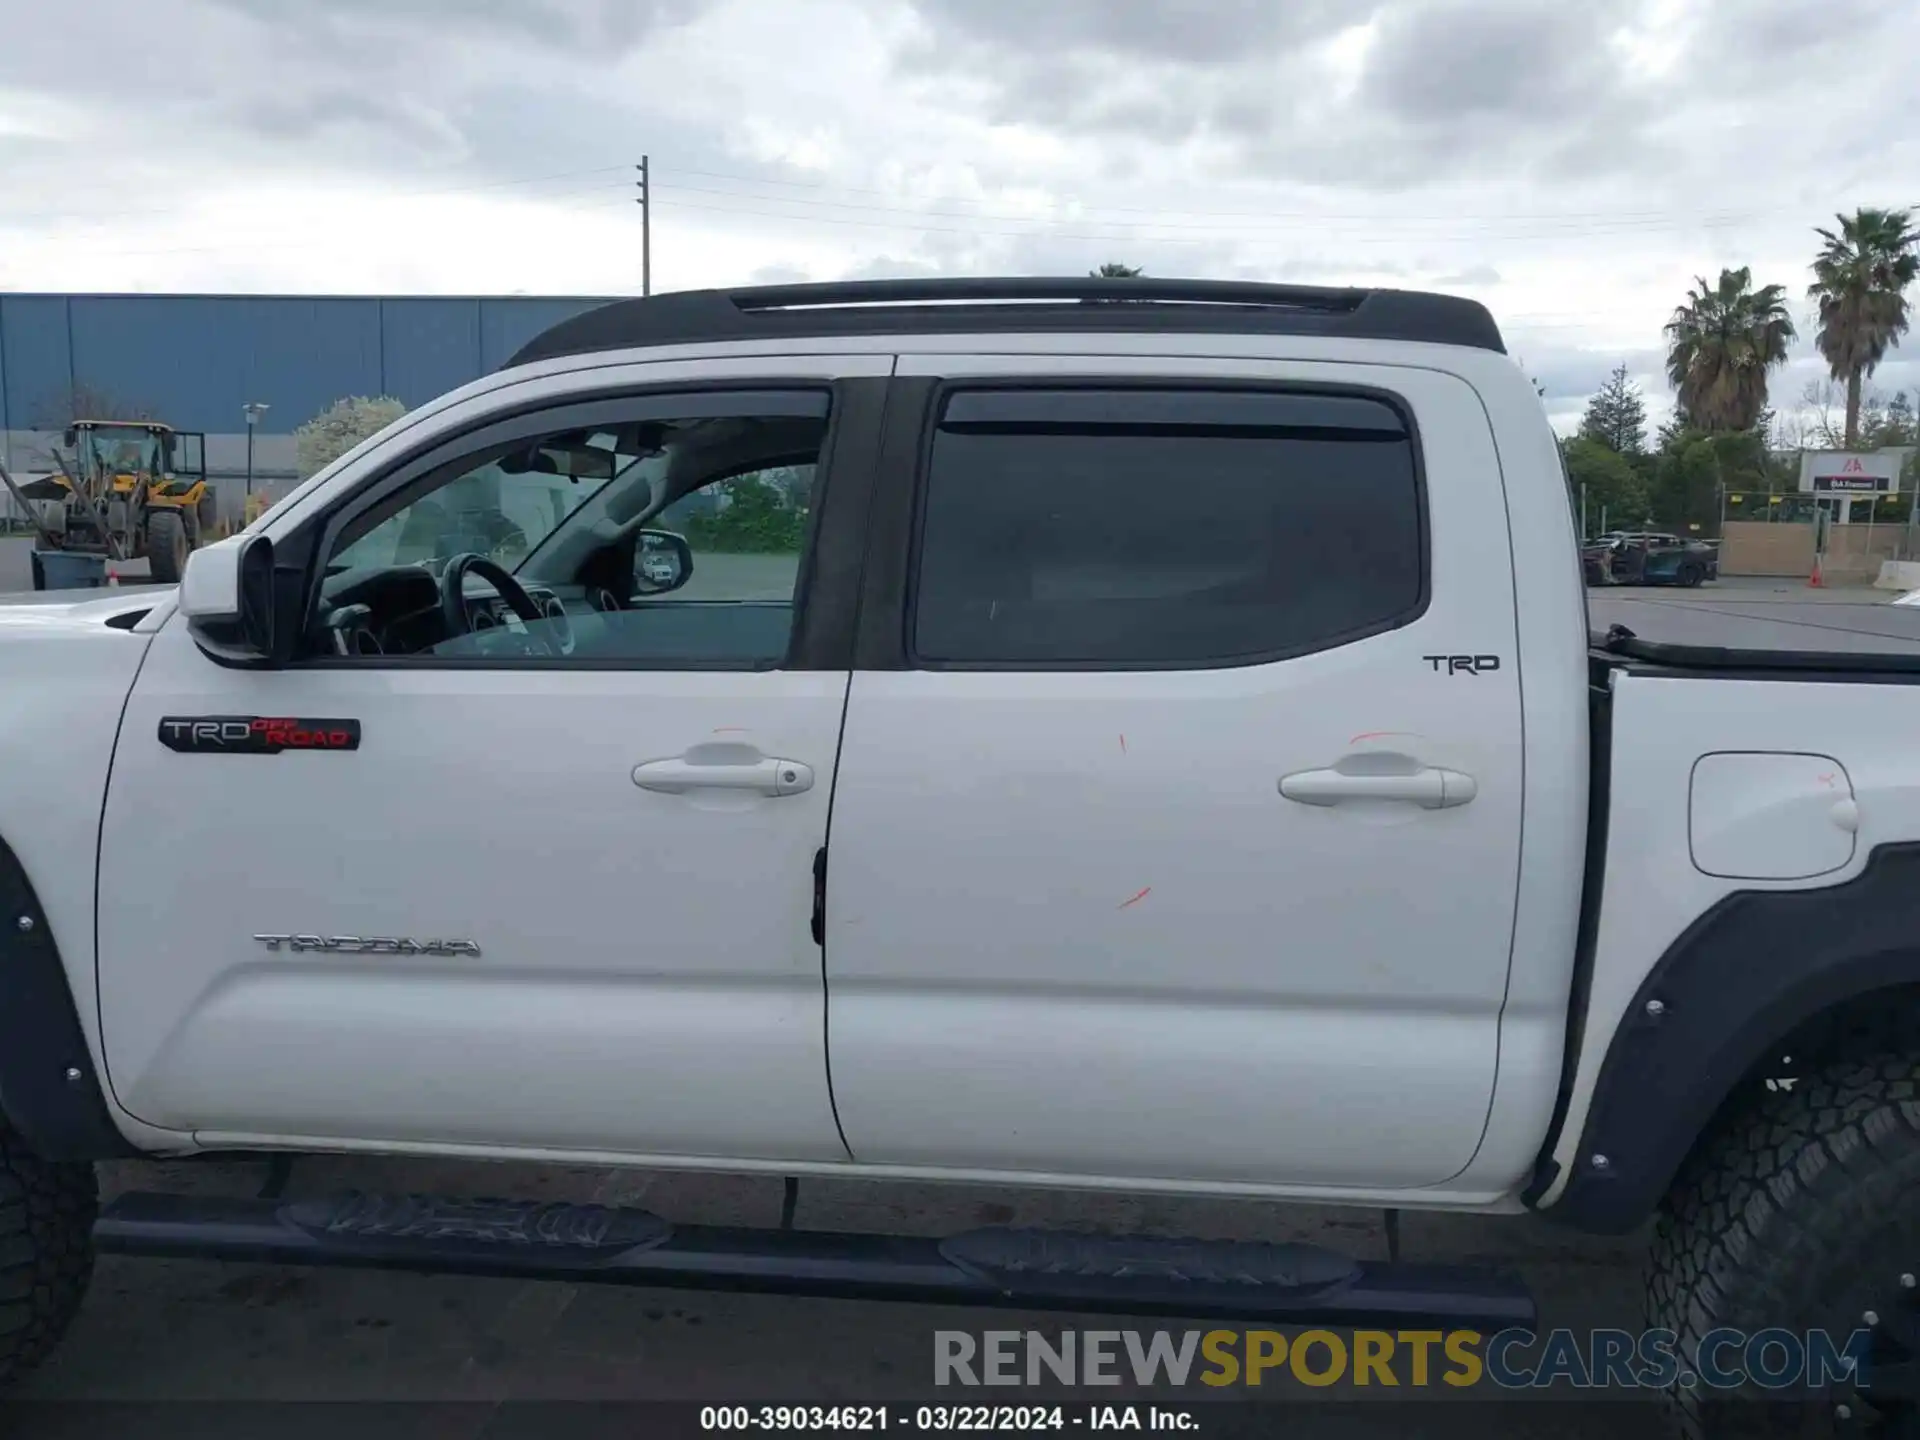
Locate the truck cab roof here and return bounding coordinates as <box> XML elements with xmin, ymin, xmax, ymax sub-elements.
<box><xmin>506</xmin><ymin>277</ymin><xmax>1510</xmax><ymax>369</ymax></box>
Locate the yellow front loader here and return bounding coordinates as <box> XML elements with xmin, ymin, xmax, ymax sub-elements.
<box><xmin>16</xmin><ymin>420</ymin><xmax>215</xmax><ymax>584</ymax></box>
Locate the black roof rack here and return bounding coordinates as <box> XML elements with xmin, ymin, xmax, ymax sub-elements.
<box><xmin>505</xmin><ymin>277</ymin><xmax>1505</xmax><ymax>368</ymax></box>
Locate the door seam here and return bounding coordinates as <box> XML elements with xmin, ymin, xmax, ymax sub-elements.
<box><xmin>817</xmin><ymin>351</ymin><xmax>901</xmax><ymax>1162</ymax></box>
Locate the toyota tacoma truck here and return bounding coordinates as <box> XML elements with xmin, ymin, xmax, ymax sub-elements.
<box><xmin>4</xmin><ymin>277</ymin><xmax>1919</xmax><ymax>1434</ymax></box>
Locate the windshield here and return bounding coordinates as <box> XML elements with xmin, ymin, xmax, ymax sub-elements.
<box><xmin>80</xmin><ymin>426</ymin><xmax>161</xmax><ymax>478</ymax></box>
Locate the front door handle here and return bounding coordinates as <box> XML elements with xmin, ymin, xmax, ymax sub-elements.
<box><xmin>1279</xmin><ymin>764</ymin><xmax>1477</xmax><ymax>810</ymax></box>
<box><xmin>632</xmin><ymin>756</ymin><xmax>814</xmax><ymax>797</ymax></box>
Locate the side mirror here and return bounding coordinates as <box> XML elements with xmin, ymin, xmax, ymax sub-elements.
<box><xmin>633</xmin><ymin>529</ymin><xmax>692</xmax><ymax>596</ymax></box>
<box><xmin>180</xmin><ymin>533</ymin><xmax>277</xmax><ymax>663</ymax></box>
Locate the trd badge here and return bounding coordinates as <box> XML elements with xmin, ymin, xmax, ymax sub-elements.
<box><xmin>159</xmin><ymin>717</ymin><xmax>361</xmax><ymax>753</ymax></box>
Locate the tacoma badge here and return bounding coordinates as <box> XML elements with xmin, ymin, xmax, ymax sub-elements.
<box><xmin>254</xmin><ymin>934</ymin><xmax>481</xmax><ymax>958</ymax></box>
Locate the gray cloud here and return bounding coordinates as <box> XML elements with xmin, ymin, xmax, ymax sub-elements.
<box><xmin>210</xmin><ymin>0</ymin><xmax>709</xmax><ymax>54</ymax></box>
<box><xmin>235</xmin><ymin>88</ymin><xmax>461</xmax><ymax>155</ymax></box>
<box><xmin>886</xmin><ymin>0</ymin><xmax>1918</xmax><ymax>198</ymax></box>
<box><xmin>902</xmin><ymin>0</ymin><xmax>1358</xmax><ymax>64</ymax></box>
<box><xmin>1523</xmin><ymin>347</ymin><xmax>1665</xmax><ymax>403</ymax></box>
<box><xmin>1360</xmin><ymin>3</ymin><xmax>1622</xmax><ymax>124</ymax></box>
<box><xmin>890</xmin><ymin>0</ymin><xmax>1642</xmax><ymax>188</ymax></box>
<box><xmin>837</xmin><ymin>254</ymin><xmax>945</xmax><ymax>282</ymax></box>
<box><xmin>890</xmin><ymin>0</ymin><xmax>1363</xmax><ymax>177</ymax></box>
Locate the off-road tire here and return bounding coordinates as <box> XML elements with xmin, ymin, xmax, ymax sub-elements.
<box><xmin>0</xmin><ymin>1123</ymin><xmax>96</xmax><ymax>1387</ymax></box>
<box><xmin>145</xmin><ymin>509</ymin><xmax>188</xmax><ymax>585</ymax></box>
<box><xmin>1648</xmin><ymin>1053</ymin><xmax>1920</xmax><ymax>1437</ymax></box>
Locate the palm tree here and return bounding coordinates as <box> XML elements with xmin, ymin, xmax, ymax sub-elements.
<box><xmin>1808</xmin><ymin>207</ymin><xmax>1920</xmax><ymax>448</ymax></box>
<box><xmin>1090</xmin><ymin>263</ymin><xmax>1143</xmax><ymax>278</ymax></box>
<box><xmin>1663</xmin><ymin>267</ymin><xmax>1796</xmax><ymax>433</ymax></box>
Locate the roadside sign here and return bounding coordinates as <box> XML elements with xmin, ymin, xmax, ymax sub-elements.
<box><xmin>1800</xmin><ymin>449</ymin><xmax>1905</xmax><ymax>496</ymax></box>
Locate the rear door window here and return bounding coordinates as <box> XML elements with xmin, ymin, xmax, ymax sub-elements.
<box><xmin>910</xmin><ymin>386</ymin><xmax>1426</xmax><ymax>667</ymax></box>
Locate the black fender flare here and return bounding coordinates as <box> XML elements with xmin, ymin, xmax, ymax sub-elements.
<box><xmin>1533</xmin><ymin>842</ymin><xmax>1920</xmax><ymax>1234</ymax></box>
<box><xmin>0</xmin><ymin>834</ymin><xmax>140</xmax><ymax>1160</ymax></box>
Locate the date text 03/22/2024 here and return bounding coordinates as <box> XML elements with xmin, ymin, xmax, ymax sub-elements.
<box><xmin>699</xmin><ymin>1405</ymin><xmax>1195</xmax><ymax>1432</ymax></box>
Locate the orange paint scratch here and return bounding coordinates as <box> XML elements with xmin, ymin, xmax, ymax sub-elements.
<box><xmin>1119</xmin><ymin>734</ymin><xmax>1128</xmax><ymax>754</ymax></box>
<box><xmin>1118</xmin><ymin>887</ymin><xmax>1152</xmax><ymax>910</ymax></box>
<box><xmin>1350</xmin><ymin>730</ymin><xmax>1426</xmax><ymax>746</ymax></box>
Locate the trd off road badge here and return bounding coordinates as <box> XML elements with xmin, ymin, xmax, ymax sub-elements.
<box><xmin>158</xmin><ymin>716</ymin><xmax>361</xmax><ymax>754</ymax></box>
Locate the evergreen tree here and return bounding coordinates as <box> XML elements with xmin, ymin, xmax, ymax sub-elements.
<box><xmin>1580</xmin><ymin>364</ymin><xmax>1648</xmax><ymax>454</ymax></box>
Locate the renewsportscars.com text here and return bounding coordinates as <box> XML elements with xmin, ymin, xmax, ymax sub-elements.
<box><xmin>935</xmin><ymin>1327</ymin><xmax>1873</xmax><ymax>1391</ymax></box>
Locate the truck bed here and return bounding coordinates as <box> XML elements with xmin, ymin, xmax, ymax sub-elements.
<box><xmin>1588</xmin><ymin>589</ymin><xmax>1920</xmax><ymax>665</ymax></box>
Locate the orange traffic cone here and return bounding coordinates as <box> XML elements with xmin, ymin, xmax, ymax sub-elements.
<box><xmin>1808</xmin><ymin>554</ymin><xmax>1824</xmax><ymax>588</ymax></box>
<box><xmin>105</xmin><ymin>566</ymin><xmax>119</xmax><ymax>588</ymax></box>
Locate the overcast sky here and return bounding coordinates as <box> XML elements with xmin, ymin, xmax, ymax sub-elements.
<box><xmin>2</xmin><ymin>0</ymin><xmax>1917</xmax><ymax>430</ymax></box>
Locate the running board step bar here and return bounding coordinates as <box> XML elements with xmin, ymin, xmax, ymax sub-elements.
<box><xmin>95</xmin><ymin>1190</ymin><xmax>1535</xmax><ymax>1329</ymax></box>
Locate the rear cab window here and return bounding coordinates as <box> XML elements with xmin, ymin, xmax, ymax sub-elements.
<box><xmin>909</xmin><ymin>386</ymin><xmax>1427</xmax><ymax>667</ymax></box>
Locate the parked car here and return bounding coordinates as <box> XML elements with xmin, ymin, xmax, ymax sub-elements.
<box><xmin>4</xmin><ymin>277</ymin><xmax>1920</xmax><ymax>1433</ymax></box>
<box><xmin>1585</xmin><ymin>530</ymin><xmax>1718</xmax><ymax>587</ymax></box>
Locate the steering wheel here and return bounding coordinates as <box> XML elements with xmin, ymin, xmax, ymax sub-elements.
<box><xmin>439</xmin><ymin>552</ymin><xmax>552</xmax><ymax>655</ymax></box>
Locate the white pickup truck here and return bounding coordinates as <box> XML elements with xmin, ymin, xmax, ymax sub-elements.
<box><xmin>5</xmin><ymin>278</ymin><xmax>1919</xmax><ymax>1432</ymax></box>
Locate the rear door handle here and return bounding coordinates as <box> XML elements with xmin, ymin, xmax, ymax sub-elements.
<box><xmin>1279</xmin><ymin>765</ymin><xmax>1477</xmax><ymax>809</ymax></box>
<box><xmin>632</xmin><ymin>756</ymin><xmax>814</xmax><ymax>797</ymax></box>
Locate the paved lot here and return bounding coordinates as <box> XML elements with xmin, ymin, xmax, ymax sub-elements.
<box><xmin>1587</xmin><ymin>574</ymin><xmax>1920</xmax><ymax>653</ymax></box>
<box><xmin>0</xmin><ymin>535</ymin><xmax>157</xmax><ymax>598</ymax></box>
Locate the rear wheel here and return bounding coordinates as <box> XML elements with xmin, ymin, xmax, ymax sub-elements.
<box><xmin>1648</xmin><ymin>1053</ymin><xmax>1920</xmax><ymax>1436</ymax></box>
<box><xmin>145</xmin><ymin>509</ymin><xmax>188</xmax><ymax>584</ymax></box>
<box><xmin>0</xmin><ymin>1122</ymin><xmax>96</xmax><ymax>1387</ymax></box>
<box><xmin>1679</xmin><ymin>563</ymin><xmax>1703</xmax><ymax>587</ymax></box>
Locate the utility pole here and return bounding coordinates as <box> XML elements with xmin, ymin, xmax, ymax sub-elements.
<box><xmin>635</xmin><ymin>156</ymin><xmax>651</xmax><ymax>296</ymax></box>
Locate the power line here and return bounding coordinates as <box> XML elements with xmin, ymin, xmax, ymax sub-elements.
<box><xmin>10</xmin><ymin>148</ymin><xmax>1911</xmax><ymax>313</ymax></box>
<box><xmin>0</xmin><ymin>165</ymin><xmax>635</xmax><ymax>227</ymax></box>
<box><xmin>4</xmin><ymin>150</ymin><xmax>1893</xmax><ymax>239</ymax></box>
<box><xmin>646</xmin><ymin>179</ymin><xmax>1773</xmax><ymax>240</ymax></box>
<box><xmin>652</xmin><ymin>162</ymin><xmax>1862</xmax><ymax>228</ymax></box>
<box><xmin>5</xmin><ymin>185</ymin><xmax>1866</xmax><ymax>268</ymax></box>
<box><xmin>641</xmin><ymin>192</ymin><xmax>1733</xmax><ymax>248</ymax></box>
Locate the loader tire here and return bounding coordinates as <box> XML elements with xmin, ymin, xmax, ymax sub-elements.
<box><xmin>0</xmin><ymin>1122</ymin><xmax>96</xmax><ymax>1388</ymax></box>
<box><xmin>145</xmin><ymin>509</ymin><xmax>188</xmax><ymax>585</ymax></box>
<box><xmin>1647</xmin><ymin>1052</ymin><xmax>1920</xmax><ymax>1437</ymax></box>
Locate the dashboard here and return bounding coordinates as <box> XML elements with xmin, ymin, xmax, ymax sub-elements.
<box><xmin>315</xmin><ymin>562</ymin><xmax>798</xmax><ymax>666</ymax></box>
<box><xmin>319</xmin><ymin>564</ymin><xmax>608</xmax><ymax>659</ymax></box>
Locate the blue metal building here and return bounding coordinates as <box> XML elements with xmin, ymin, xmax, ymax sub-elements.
<box><xmin>0</xmin><ymin>292</ymin><xmax>616</xmax><ymax>507</ymax></box>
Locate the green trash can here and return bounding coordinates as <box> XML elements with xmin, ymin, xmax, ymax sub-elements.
<box><xmin>29</xmin><ymin>550</ymin><xmax>107</xmax><ymax>592</ymax></box>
